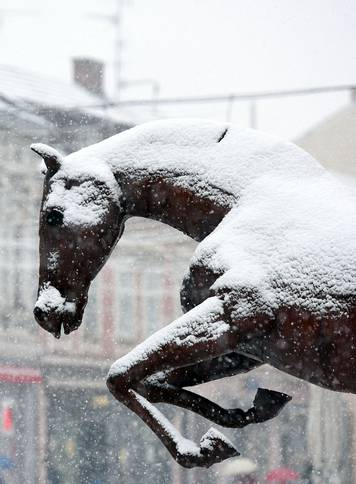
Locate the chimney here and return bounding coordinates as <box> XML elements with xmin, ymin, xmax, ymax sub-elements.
<box><xmin>73</xmin><ymin>57</ymin><xmax>104</xmax><ymax>96</ymax></box>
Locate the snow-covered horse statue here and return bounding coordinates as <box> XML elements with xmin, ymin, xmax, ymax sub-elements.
<box><xmin>32</xmin><ymin>119</ymin><xmax>356</xmax><ymax>468</ymax></box>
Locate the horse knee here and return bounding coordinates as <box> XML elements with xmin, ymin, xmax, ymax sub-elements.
<box><xmin>135</xmin><ymin>376</ymin><xmax>166</xmax><ymax>403</ymax></box>
<box><xmin>106</xmin><ymin>372</ymin><xmax>130</xmax><ymax>397</ymax></box>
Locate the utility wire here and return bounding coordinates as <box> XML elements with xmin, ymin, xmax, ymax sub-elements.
<box><xmin>77</xmin><ymin>84</ymin><xmax>356</xmax><ymax>110</ymax></box>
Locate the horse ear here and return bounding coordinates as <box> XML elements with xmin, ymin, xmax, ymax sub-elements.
<box><xmin>31</xmin><ymin>143</ymin><xmax>63</xmax><ymax>173</ymax></box>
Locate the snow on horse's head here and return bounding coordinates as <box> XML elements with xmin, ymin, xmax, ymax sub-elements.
<box><xmin>31</xmin><ymin>143</ymin><xmax>124</xmax><ymax>337</ymax></box>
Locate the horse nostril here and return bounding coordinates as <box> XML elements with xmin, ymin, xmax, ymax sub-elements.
<box><xmin>33</xmin><ymin>306</ymin><xmax>61</xmax><ymax>338</ymax></box>
<box><xmin>33</xmin><ymin>306</ymin><xmax>45</xmax><ymax>322</ymax></box>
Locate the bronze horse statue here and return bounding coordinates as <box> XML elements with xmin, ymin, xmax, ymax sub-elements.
<box><xmin>31</xmin><ymin>119</ymin><xmax>356</xmax><ymax>468</ymax></box>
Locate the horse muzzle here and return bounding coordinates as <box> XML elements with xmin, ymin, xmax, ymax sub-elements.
<box><xmin>33</xmin><ymin>305</ymin><xmax>82</xmax><ymax>338</ymax></box>
<box><xmin>33</xmin><ymin>283</ymin><xmax>84</xmax><ymax>338</ymax></box>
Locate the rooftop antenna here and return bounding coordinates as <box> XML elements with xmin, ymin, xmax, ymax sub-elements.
<box><xmin>87</xmin><ymin>1</ymin><xmax>160</xmax><ymax>113</ymax></box>
<box><xmin>86</xmin><ymin>0</ymin><xmax>128</xmax><ymax>101</ymax></box>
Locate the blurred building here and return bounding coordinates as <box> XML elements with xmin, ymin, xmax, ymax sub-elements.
<box><xmin>298</xmin><ymin>98</ymin><xmax>356</xmax><ymax>178</ymax></box>
<box><xmin>297</xmin><ymin>107</ymin><xmax>356</xmax><ymax>484</ymax></box>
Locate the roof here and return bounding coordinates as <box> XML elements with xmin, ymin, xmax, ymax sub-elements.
<box><xmin>297</xmin><ymin>102</ymin><xmax>356</xmax><ymax>177</ymax></box>
<box><xmin>0</xmin><ymin>64</ymin><xmax>135</xmax><ymax>135</ymax></box>
<box><xmin>0</xmin><ymin>64</ymin><xmax>100</xmax><ymax>109</ymax></box>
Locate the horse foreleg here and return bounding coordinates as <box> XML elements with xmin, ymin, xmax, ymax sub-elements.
<box><xmin>135</xmin><ymin>355</ymin><xmax>291</xmax><ymax>428</ymax></box>
<box><xmin>114</xmin><ymin>387</ymin><xmax>238</xmax><ymax>468</ymax></box>
<box><xmin>162</xmin><ymin>352</ymin><xmax>261</xmax><ymax>387</ymax></box>
<box><xmin>107</xmin><ymin>296</ymin><xmax>240</xmax><ymax>468</ymax></box>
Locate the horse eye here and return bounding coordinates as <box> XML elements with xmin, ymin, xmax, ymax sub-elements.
<box><xmin>46</xmin><ymin>209</ymin><xmax>64</xmax><ymax>226</ymax></box>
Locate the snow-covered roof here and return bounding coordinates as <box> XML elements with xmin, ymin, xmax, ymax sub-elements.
<box><xmin>0</xmin><ymin>64</ymin><xmax>100</xmax><ymax>109</ymax></box>
<box><xmin>0</xmin><ymin>64</ymin><xmax>135</xmax><ymax>130</ymax></box>
<box><xmin>297</xmin><ymin>103</ymin><xmax>356</xmax><ymax>177</ymax></box>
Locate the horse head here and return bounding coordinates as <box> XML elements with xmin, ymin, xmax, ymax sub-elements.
<box><xmin>32</xmin><ymin>143</ymin><xmax>124</xmax><ymax>337</ymax></box>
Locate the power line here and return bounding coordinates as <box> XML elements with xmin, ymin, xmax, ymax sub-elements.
<box><xmin>80</xmin><ymin>84</ymin><xmax>356</xmax><ymax>110</ymax></box>
<box><xmin>73</xmin><ymin>84</ymin><xmax>356</xmax><ymax>109</ymax></box>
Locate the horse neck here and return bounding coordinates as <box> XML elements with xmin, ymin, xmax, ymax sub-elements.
<box><xmin>116</xmin><ymin>168</ymin><xmax>235</xmax><ymax>241</ymax></box>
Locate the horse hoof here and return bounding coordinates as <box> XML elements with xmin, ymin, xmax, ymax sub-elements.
<box><xmin>199</xmin><ymin>428</ymin><xmax>240</xmax><ymax>467</ymax></box>
<box><xmin>253</xmin><ymin>387</ymin><xmax>292</xmax><ymax>423</ymax></box>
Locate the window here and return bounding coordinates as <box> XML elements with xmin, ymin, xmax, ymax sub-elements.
<box><xmin>0</xmin><ymin>224</ymin><xmax>37</xmax><ymax>333</ymax></box>
<box><xmin>115</xmin><ymin>270</ymin><xmax>137</xmax><ymax>344</ymax></box>
<box><xmin>81</xmin><ymin>279</ymin><xmax>100</xmax><ymax>344</ymax></box>
<box><xmin>143</xmin><ymin>270</ymin><xmax>163</xmax><ymax>337</ymax></box>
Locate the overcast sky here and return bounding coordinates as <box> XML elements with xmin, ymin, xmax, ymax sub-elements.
<box><xmin>0</xmin><ymin>0</ymin><xmax>355</xmax><ymax>137</ymax></box>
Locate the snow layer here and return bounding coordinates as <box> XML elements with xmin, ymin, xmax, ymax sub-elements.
<box><xmin>109</xmin><ymin>296</ymin><xmax>225</xmax><ymax>378</ymax></box>
<box><xmin>44</xmin><ymin>155</ymin><xmax>121</xmax><ymax>227</ymax></box>
<box><xmin>44</xmin><ymin>119</ymin><xmax>356</xmax><ymax>320</ymax></box>
<box><xmin>36</xmin><ymin>283</ymin><xmax>75</xmax><ymax>315</ymax></box>
<box><xmin>134</xmin><ymin>391</ymin><xmax>236</xmax><ymax>461</ymax></box>
<box><xmin>203</xmin><ymin>173</ymin><xmax>356</xmax><ymax>319</ymax></box>
<box><xmin>134</xmin><ymin>391</ymin><xmax>200</xmax><ymax>457</ymax></box>
<box><xmin>66</xmin><ymin>118</ymin><xmax>323</xmax><ymax>203</ymax></box>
